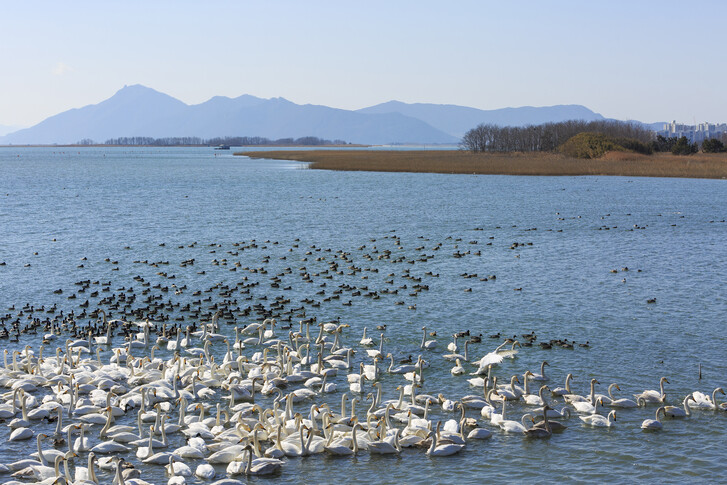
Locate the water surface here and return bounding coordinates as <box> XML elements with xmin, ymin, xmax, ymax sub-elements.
<box><xmin>0</xmin><ymin>147</ymin><xmax>725</xmax><ymax>483</ymax></box>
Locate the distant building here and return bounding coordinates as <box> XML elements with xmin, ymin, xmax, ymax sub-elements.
<box><xmin>657</xmin><ymin>120</ymin><xmax>727</xmax><ymax>144</ymax></box>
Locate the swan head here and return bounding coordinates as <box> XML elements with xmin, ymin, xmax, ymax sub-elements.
<box><xmin>660</xmin><ymin>377</ymin><xmax>669</xmax><ymax>384</ymax></box>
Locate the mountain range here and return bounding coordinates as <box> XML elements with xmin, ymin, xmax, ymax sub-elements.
<box><xmin>0</xmin><ymin>124</ymin><xmax>24</xmax><ymax>137</ymax></box>
<box><xmin>1</xmin><ymin>85</ymin><xmax>614</xmax><ymax>145</ymax></box>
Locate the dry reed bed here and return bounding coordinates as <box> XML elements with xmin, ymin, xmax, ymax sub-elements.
<box><xmin>236</xmin><ymin>150</ymin><xmax>727</xmax><ymax>179</ymax></box>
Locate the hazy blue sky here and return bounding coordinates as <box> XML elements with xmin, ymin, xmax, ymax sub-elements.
<box><xmin>1</xmin><ymin>0</ymin><xmax>725</xmax><ymax>127</ymax></box>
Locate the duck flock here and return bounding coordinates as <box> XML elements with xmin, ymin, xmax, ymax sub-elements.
<box><xmin>0</xmin><ymin>233</ymin><xmax>723</xmax><ymax>484</ymax></box>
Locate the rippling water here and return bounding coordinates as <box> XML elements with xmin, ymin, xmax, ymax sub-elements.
<box><xmin>1</xmin><ymin>147</ymin><xmax>726</xmax><ymax>484</ymax></box>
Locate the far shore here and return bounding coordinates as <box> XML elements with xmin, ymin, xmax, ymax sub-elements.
<box><xmin>235</xmin><ymin>149</ymin><xmax>727</xmax><ymax>179</ymax></box>
<box><xmin>0</xmin><ymin>143</ymin><xmax>368</xmax><ymax>148</ymax></box>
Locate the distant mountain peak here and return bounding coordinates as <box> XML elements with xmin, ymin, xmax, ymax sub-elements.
<box><xmin>0</xmin><ymin>85</ymin><xmax>624</xmax><ymax>145</ymax></box>
<box><xmin>358</xmin><ymin>100</ymin><xmax>606</xmax><ymax>137</ymax></box>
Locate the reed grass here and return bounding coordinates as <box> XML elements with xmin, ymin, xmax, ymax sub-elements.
<box><xmin>235</xmin><ymin>150</ymin><xmax>727</xmax><ymax>179</ymax></box>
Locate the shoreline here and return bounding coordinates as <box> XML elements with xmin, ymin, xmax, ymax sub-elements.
<box><xmin>0</xmin><ymin>143</ymin><xmax>369</xmax><ymax>148</ymax></box>
<box><xmin>236</xmin><ymin>150</ymin><xmax>727</xmax><ymax>179</ymax></box>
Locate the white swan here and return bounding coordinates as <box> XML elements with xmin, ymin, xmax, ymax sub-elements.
<box><xmin>386</xmin><ymin>353</ymin><xmax>417</xmax><ymax>374</ymax></box>
<box><xmin>368</xmin><ymin>428</ymin><xmax>401</xmax><ymax>454</ymax></box>
<box><xmin>73</xmin><ymin>451</ymin><xmax>99</xmax><ymax>484</ymax></box>
<box><xmin>572</xmin><ymin>397</ymin><xmax>603</xmax><ymax>414</ymax></box>
<box><xmin>523</xmin><ymin>385</ymin><xmax>549</xmax><ymax>406</ymax></box>
<box><xmin>450</xmin><ymin>358</ymin><xmax>465</xmax><ymax>376</ymax></box>
<box><xmin>607</xmin><ymin>385</ymin><xmax>642</xmax><ymax>408</ymax></box>
<box><xmin>551</xmin><ymin>373</ymin><xmax>574</xmax><ymax>396</ymax></box>
<box><xmin>242</xmin><ymin>445</ymin><xmax>283</xmax><ymax>475</ymax></box>
<box><xmin>9</xmin><ymin>427</ymin><xmax>33</xmax><ymax>441</ymax></box>
<box><xmin>360</xmin><ymin>327</ymin><xmax>374</xmax><ymax>346</ymax></box>
<box><xmin>426</xmin><ymin>430</ymin><xmax>464</xmax><ymax>456</ymax></box>
<box><xmin>472</xmin><ymin>342</ymin><xmax>507</xmax><ymax>373</ymax></box>
<box><xmin>466</xmin><ymin>426</ymin><xmax>492</xmax><ymax>440</ymax></box>
<box><xmin>420</xmin><ymin>327</ymin><xmax>437</xmax><ymax>350</ymax></box>
<box><xmin>324</xmin><ymin>422</ymin><xmax>360</xmax><ymax>455</ymax></box>
<box><xmin>195</xmin><ymin>463</ymin><xmax>216</xmax><ymax>479</ymax></box>
<box><xmin>496</xmin><ymin>375</ymin><xmax>522</xmax><ymax>401</ymax></box>
<box><xmin>690</xmin><ymin>387</ymin><xmax>725</xmax><ymax>410</ymax></box>
<box><xmin>580</xmin><ymin>410</ymin><xmax>616</xmax><ymax>427</ymax></box>
<box><xmin>665</xmin><ymin>394</ymin><xmax>695</xmax><ymax>418</ymax></box>
<box><xmin>529</xmin><ymin>361</ymin><xmax>549</xmax><ymax>381</ymax></box>
<box><xmin>641</xmin><ymin>406</ymin><xmax>666</xmax><ymax>430</ymax></box>
<box><xmin>166</xmin><ymin>455</ymin><xmax>192</xmax><ymax>478</ymax></box>
<box><xmin>498</xmin><ymin>412</ymin><xmax>533</xmax><ymax>433</ymax></box>
<box><xmin>634</xmin><ymin>377</ymin><xmax>668</xmax><ymax>404</ymax></box>
<box><xmin>564</xmin><ymin>378</ymin><xmax>599</xmax><ymax>404</ymax></box>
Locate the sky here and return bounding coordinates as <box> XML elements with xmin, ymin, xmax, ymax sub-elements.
<box><xmin>1</xmin><ymin>0</ymin><xmax>725</xmax><ymax>127</ymax></box>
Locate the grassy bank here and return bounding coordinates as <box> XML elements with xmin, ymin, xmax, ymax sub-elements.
<box><xmin>235</xmin><ymin>150</ymin><xmax>727</xmax><ymax>179</ymax></box>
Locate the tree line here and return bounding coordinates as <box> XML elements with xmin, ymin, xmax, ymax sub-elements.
<box><xmin>78</xmin><ymin>136</ymin><xmax>348</xmax><ymax>146</ymax></box>
<box><xmin>461</xmin><ymin>120</ymin><xmax>654</xmax><ymax>153</ymax></box>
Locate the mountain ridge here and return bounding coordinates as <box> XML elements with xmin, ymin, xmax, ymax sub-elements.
<box><xmin>357</xmin><ymin>100</ymin><xmax>607</xmax><ymax>138</ymax></box>
<box><xmin>1</xmin><ymin>85</ymin><xmax>634</xmax><ymax>145</ymax></box>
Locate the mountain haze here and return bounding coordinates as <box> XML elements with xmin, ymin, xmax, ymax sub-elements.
<box><xmin>0</xmin><ymin>124</ymin><xmax>24</xmax><ymax>137</ymax></box>
<box><xmin>358</xmin><ymin>101</ymin><xmax>606</xmax><ymax>138</ymax></box>
<box><xmin>1</xmin><ymin>85</ymin><xmax>616</xmax><ymax>145</ymax></box>
<box><xmin>1</xmin><ymin>85</ymin><xmax>458</xmax><ymax>145</ymax></box>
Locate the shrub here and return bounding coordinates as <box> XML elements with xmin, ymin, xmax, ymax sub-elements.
<box><xmin>671</xmin><ymin>136</ymin><xmax>698</xmax><ymax>155</ymax></box>
<box><xmin>616</xmin><ymin>137</ymin><xmax>653</xmax><ymax>155</ymax></box>
<box><xmin>558</xmin><ymin>133</ymin><xmax>622</xmax><ymax>159</ymax></box>
<box><xmin>651</xmin><ymin>135</ymin><xmax>678</xmax><ymax>152</ymax></box>
<box><xmin>702</xmin><ymin>138</ymin><xmax>725</xmax><ymax>153</ymax></box>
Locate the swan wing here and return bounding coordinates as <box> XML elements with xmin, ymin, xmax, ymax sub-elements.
<box><xmin>478</xmin><ymin>352</ymin><xmax>503</xmax><ymax>367</ymax></box>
